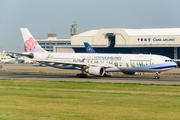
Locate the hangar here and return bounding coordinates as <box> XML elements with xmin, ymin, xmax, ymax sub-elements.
<box><xmin>54</xmin><ymin>28</ymin><xmax>180</xmax><ymax>61</ymax></box>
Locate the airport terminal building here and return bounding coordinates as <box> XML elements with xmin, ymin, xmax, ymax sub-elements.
<box><xmin>36</xmin><ymin>27</ymin><xmax>180</xmax><ymax>65</ymax></box>
<box><xmin>53</xmin><ymin>28</ymin><xmax>180</xmax><ymax>61</ymax></box>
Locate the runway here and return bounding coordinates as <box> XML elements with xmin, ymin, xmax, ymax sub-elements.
<box><xmin>1</xmin><ymin>63</ymin><xmax>180</xmax><ymax>85</ymax></box>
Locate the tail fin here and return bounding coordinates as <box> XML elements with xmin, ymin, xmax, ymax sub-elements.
<box><xmin>84</xmin><ymin>42</ymin><xmax>97</xmax><ymax>53</ymax></box>
<box><xmin>20</xmin><ymin>28</ymin><xmax>47</xmax><ymax>53</ymax></box>
<box><xmin>9</xmin><ymin>54</ymin><xmax>16</xmax><ymax>58</ymax></box>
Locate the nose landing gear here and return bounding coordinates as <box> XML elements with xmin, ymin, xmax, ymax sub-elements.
<box><xmin>155</xmin><ymin>72</ymin><xmax>160</xmax><ymax>79</ymax></box>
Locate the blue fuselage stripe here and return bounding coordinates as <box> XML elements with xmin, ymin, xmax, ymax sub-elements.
<box><xmin>150</xmin><ymin>65</ymin><xmax>177</xmax><ymax>69</ymax></box>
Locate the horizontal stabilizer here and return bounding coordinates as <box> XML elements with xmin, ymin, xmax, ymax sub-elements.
<box><xmin>6</xmin><ymin>52</ymin><xmax>34</xmax><ymax>59</ymax></box>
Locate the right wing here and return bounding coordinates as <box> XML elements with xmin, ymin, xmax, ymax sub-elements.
<box><xmin>33</xmin><ymin>59</ymin><xmax>116</xmax><ymax>68</ymax></box>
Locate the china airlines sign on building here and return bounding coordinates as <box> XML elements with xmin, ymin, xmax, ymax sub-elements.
<box><xmin>137</xmin><ymin>38</ymin><xmax>175</xmax><ymax>42</ymax></box>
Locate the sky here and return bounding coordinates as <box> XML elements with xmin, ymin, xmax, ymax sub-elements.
<box><xmin>0</xmin><ymin>0</ymin><xmax>180</xmax><ymax>52</ymax></box>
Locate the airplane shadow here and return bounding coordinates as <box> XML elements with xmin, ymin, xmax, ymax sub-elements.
<box><xmin>7</xmin><ymin>73</ymin><xmax>157</xmax><ymax>80</ymax></box>
<box><xmin>1</xmin><ymin>73</ymin><xmax>179</xmax><ymax>84</ymax></box>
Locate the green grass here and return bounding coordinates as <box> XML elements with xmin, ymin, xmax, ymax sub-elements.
<box><xmin>1</xmin><ymin>80</ymin><xmax>180</xmax><ymax>120</ymax></box>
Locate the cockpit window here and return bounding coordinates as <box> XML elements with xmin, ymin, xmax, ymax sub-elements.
<box><xmin>165</xmin><ymin>60</ymin><xmax>172</xmax><ymax>62</ymax></box>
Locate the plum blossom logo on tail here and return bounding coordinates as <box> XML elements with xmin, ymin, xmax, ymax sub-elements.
<box><xmin>25</xmin><ymin>37</ymin><xmax>37</xmax><ymax>51</ymax></box>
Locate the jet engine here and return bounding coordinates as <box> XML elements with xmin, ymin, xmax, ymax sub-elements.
<box><xmin>86</xmin><ymin>66</ymin><xmax>104</xmax><ymax>76</ymax></box>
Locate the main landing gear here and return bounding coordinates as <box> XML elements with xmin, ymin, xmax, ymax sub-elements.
<box><xmin>155</xmin><ymin>72</ymin><xmax>160</xmax><ymax>79</ymax></box>
<box><xmin>76</xmin><ymin>74</ymin><xmax>87</xmax><ymax>78</ymax></box>
<box><xmin>76</xmin><ymin>66</ymin><xmax>88</xmax><ymax>78</ymax></box>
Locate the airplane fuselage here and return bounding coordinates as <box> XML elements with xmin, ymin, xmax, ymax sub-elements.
<box><xmin>25</xmin><ymin>52</ymin><xmax>176</xmax><ymax>73</ymax></box>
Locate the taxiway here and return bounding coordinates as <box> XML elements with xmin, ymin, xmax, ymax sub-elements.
<box><xmin>0</xmin><ymin>63</ymin><xmax>180</xmax><ymax>85</ymax></box>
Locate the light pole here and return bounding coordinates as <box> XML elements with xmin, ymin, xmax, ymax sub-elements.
<box><xmin>18</xmin><ymin>46</ymin><xmax>19</xmax><ymax>53</ymax></box>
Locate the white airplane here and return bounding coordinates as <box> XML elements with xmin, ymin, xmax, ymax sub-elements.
<box><xmin>0</xmin><ymin>50</ymin><xmax>14</xmax><ymax>63</ymax></box>
<box><xmin>0</xmin><ymin>56</ymin><xmax>12</xmax><ymax>63</ymax></box>
<box><xmin>10</xmin><ymin>28</ymin><xmax>177</xmax><ymax>79</ymax></box>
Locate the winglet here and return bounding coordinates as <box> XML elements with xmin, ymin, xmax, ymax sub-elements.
<box><xmin>20</xmin><ymin>28</ymin><xmax>47</xmax><ymax>53</ymax></box>
<box><xmin>84</xmin><ymin>42</ymin><xmax>97</xmax><ymax>53</ymax></box>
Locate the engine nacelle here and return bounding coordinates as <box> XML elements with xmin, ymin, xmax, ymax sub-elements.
<box><xmin>86</xmin><ymin>67</ymin><xmax>105</xmax><ymax>76</ymax></box>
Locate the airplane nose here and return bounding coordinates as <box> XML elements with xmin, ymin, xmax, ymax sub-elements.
<box><xmin>171</xmin><ymin>62</ymin><xmax>177</xmax><ymax>67</ymax></box>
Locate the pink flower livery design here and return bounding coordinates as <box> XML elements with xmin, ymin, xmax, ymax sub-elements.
<box><xmin>25</xmin><ymin>37</ymin><xmax>37</xmax><ymax>51</ymax></box>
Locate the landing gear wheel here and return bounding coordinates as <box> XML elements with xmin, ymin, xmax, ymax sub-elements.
<box><xmin>84</xmin><ymin>74</ymin><xmax>87</xmax><ymax>78</ymax></box>
<box><xmin>155</xmin><ymin>76</ymin><xmax>160</xmax><ymax>79</ymax></box>
<box><xmin>76</xmin><ymin>74</ymin><xmax>79</xmax><ymax>78</ymax></box>
<box><xmin>76</xmin><ymin>74</ymin><xmax>87</xmax><ymax>78</ymax></box>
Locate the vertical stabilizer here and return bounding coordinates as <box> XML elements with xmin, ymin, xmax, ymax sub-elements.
<box><xmin>20</xmin><ymin>28</ymin><xmax>47</xmax><ymax>53</ymax></box>
<box><xmin>84</xmin><ymin>42</ymin><xmax>97</xmax><ymax>53</ymax></box>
